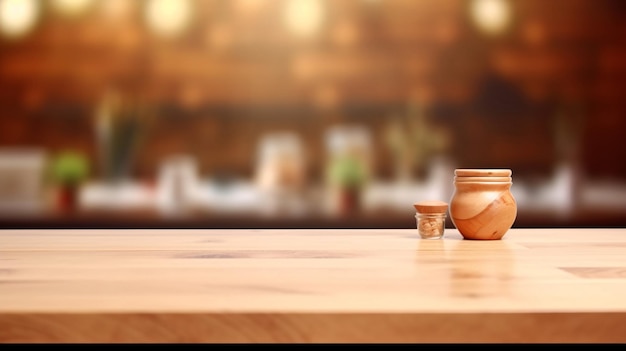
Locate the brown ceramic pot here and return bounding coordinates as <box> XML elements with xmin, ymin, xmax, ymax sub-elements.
<box><xmin>449</xmin><ymin>169</ymin><xmax>517</xmax><ymax>240</ymax></box>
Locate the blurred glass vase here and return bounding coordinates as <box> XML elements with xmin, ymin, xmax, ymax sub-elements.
<box><xmin>95</xmin><ymin>91</ymin><xmax>151</xmax><ymax>183</ymax></box>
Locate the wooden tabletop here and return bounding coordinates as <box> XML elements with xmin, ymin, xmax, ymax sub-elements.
<box><xmin>1</xmin><ymin>227</ymin><xmax>626</xmax><ymax>343</ymax></box>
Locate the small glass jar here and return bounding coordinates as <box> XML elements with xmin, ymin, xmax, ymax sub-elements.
<box><xmin>413</xmin><ymin>200</ymin><xmax>448</xmax><ymax>240</ymax></box>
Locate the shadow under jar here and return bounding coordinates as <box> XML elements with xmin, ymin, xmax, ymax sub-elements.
<box><xmin>449</xmin><ymin>169</ymin><xmax>517</xmax><ymax>240</ymax></box>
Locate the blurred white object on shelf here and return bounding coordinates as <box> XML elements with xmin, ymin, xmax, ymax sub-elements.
<box><xmin>254</xmin><ymin>132</ymin><xmax>308</xmax><ymax>216</ymax></box>
<box><xmin>155</xmin><ymin>154</ymin><xmax>200</xmax><ymax>216</ymax></box>
<box><xmin>0</xmin><ymin>147</ymin><xmax>47</xmax><ymax>215</ymax></box>
<box><xmin>79</xmin><ymin>180</ymin><xmax>156</xmax><ymax>211</ymax></box>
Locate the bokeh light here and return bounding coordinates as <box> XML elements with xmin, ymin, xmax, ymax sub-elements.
<box><xmin>0</xmin><ymin>0</ymin><xmax>40</xmax><ymax>38</ymax></box>
<box><xmin>144</xmin><ymin>0</ymin><xmax>193</xmax><ymax>39</ymax></box>
<box><xmin>470</xmin><ymin>0</ymin><xmax>512</xmax><ymax>35</ymax></box>
<box><xmin>284</xmin><ymin>0</ymin><xmax>325</xmax><ymax>38</ymax></box>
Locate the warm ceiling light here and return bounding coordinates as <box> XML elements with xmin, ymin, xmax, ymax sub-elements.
<box><xmin>284</xmin><ymin>0</ymin><xmax>324</xmax><ymax>39</ymax></box>
<box><xmin>145</xmin><ymin>0</ymin><xmax>193</xmax><ymax>39</ymax></box>
<box><xmin>51</xmin><ymin>0</ymin><xmax>94</xmax><ymax>17</ymax></box>
<box><xmin>0</xmin><ymin>0</ymin><xmax>39</xmax><ymax>38</ymax></box>
<box><xmin>470</xmin><ymin>0</ymin><xmax>512</xmax><ymax>36</ymax></box>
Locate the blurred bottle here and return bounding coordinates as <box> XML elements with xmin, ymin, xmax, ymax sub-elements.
<box><xmin>255</xmin><ymin>132</ymin><xmax>307</xmax><ymax>216</ymax></box>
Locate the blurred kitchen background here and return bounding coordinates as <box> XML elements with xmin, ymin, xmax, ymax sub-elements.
<box><xmin>1</xmin><ymin>0</ymin><xmax>625</xmax><ymax>229</ymax></box>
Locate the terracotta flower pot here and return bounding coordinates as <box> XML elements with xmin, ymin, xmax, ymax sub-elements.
<box><xmin>56</xmin><ymin>184</ymin><xmax>79</xmax><ymax>213</ymax></box>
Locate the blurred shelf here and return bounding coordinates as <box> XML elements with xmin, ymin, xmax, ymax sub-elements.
<box><xmin>1</xmin><ymin>207</ymin><xmax>625</xmax><ymax>230</ymax></box>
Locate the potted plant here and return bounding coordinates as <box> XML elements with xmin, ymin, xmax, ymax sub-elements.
<box><xmin>327</xmin><ymin>152</ymin><xmax>368</xmax><ymax>216</ymax></box>
<box><xmin>49</xmin><ymin>150</ymin><xmax>90</xmax><ymax>213</ymax></box>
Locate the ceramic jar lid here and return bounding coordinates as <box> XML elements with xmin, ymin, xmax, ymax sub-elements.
<box><xmin>413</xmin><ymin>200</ymin><xmax>449</xmax><ymax>214</ymax></box>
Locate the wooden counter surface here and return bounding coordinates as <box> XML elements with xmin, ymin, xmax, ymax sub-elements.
<box><xmin>1</xmin><ymin>228</ymin><xmax>626</xmax><ymax>343</ymax></box>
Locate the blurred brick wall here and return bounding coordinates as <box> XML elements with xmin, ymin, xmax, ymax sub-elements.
<box><xmin>0</xmin><ymin>0</ymin><xmax>624</xmax><ymax>182</ymax></box>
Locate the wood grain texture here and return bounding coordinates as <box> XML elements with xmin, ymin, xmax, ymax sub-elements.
<box><xmin>450</xmin><ymin>189</ymin><xmax>517</xmax><ymax>240</ymax></box>
<box><xmin>2</xmin><ymin>228</ymin><xmax>626</xmax><ymax>343</ymax></box>
<box><xmin>450</xmin><ymin>170</ymin><xmax>517</xmax><ymax>240</ymax></box>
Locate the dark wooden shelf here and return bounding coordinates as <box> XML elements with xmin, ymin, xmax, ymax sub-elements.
<box><xmin>1</xmin><ymin>207</ymin><xmax>625</xmax><ymax>229</ymax></box>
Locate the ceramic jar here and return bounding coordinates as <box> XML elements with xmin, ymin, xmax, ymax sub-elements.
<box><xmin>449</xmin><ymin>169</ymin><xmax>517</xmax><ymax>240</ymax></box>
